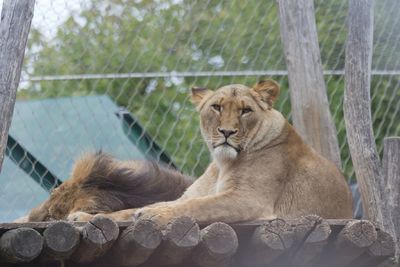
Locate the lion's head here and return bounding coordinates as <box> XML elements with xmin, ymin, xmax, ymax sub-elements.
<box><xmin>191</xmin><ymin>80</ymin><xmax>286</xmax><ymax>165</ymax></box>
<box><xmin>26</xmin><ymin>152</ymin><xmax>192</xmax><ymax>222</ymax></box>
<box><xmin>27</xmin><ymin>154</ymin><xmax>110</xmax><ymax>221</ymax></box>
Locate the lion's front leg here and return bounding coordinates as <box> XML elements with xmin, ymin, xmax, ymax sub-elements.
<box><xmin>135</xmin><ymin>190</ymin><xmax>271</xmax><ymax>225</ymax></box>
<box><xmin>67</xmin><ymin>208</ymin><xmax>140</xmax><ymax>222</ymax></box>
<box><xmin>66</xmin><ymin>201</ymin><xmax>182</xmax><ymax>222</ymax></box>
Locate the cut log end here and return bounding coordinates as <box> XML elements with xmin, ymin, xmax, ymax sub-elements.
<box><xmin>0</xmin><ymin>227</ymin><xmax>43</xmax><ymax>263</ymax></box>
<box><xmin>42</xmin><ymin>221</ymin><xmax>80</xmax><ymax>259</ymax></box>
<box><xmin>318</xmin><ymin>220</ymin><xmax>378</xmax><ymax>267</ymax></box>
<box><xmin>290</xmin><ymin>215</ymin><xmax>331</xmax><ymax>266</ymax></box>
<box><xmin>252</xmin><ymin>218</ymin><xmax>294</xmax><ymax>250</ymax></box>
<box><xmin>368</xmin><ymin>230</ymin><xmax>395</xmax><ymax>257</ymax></box>
<box><xmin>164</xmin><ymin>216</ymin><xmax>200</xmax><ymax>248</ymax></box>
<box><xmin>338</xmin><ymin>220</ymin><xmax>377</xmax><ymax>248</ymax></box>
<box><xmin>242</xmin><ymin>218</ymin><xmax>295</xmax><ymax>265</ymax></box>
<box><xmin>112</xmin><ymin>219</ymin><xmax>162</xmax><ymax>266</ymax></box>
<box><xmin>193</xmin><ymin>222</ymin><xmax>238</xmax><ymax>267</ymax></box>
<box><xmin>71</xmin><ymin>215</ymin><xmax>119</xmax><ymax>263</ymax></box>
<box><xmin>86</xmin><ymin>215</ymin><xmax>119</xmax><ymax>244</ymax></box>
<box><xmin>293</xmin><ymin>215</ymin><xmax>327</xmax><ymax>241</ymax></box>
<box><xmin>150</xmin><ymin>216</ymin><xmax>200</xmax><ymax>265</ymax></box>
<box><xmin>348</xmin><ymin>229</ymin><xmax>396</xmax><ymax>267</ymax></box>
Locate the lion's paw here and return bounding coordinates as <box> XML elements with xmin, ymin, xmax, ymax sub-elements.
<box><xmin>67</xmin><ymin>211</ymin><xmax>94</xmax><ymax>222</ymax></box>
<box><xmin>134</xmin><ymin>206</ymin><xmax>175</xmax><ymax>226</ymax></box>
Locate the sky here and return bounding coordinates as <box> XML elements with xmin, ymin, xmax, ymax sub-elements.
<box><xmin>1</xmin><ymin>0</ymin><xmax>81</xmax><ymax>38</ymax></box>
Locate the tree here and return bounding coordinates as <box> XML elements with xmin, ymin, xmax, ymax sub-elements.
<box><xmin>20</xmin><ymin>0</ymin><xmax>399</xmax><ymax>178</ymax></box>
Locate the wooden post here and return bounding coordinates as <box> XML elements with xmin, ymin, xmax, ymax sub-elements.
<box><xmin>41</xmin><ymin>221</ymin><xmax>80</xmax><ymax>261</ymax></box>
<box><xmin>291</xmin><ymin>216</ymin><xmax>331</xmax><ymax>266</ymax></box>
<box><xmin>383</xmin><ymin>137</ymin><xmax>400</xmax><ymax>261</ymax></box>
<box><xmin>320</xmin><ymin>220</ymin><xmax>377</xmax><ymax>267</ymax></box>
<box><xmin>111</xmin><ymin>219</ymin><xmax>162</xmax><ymax>266</ymax></box>
<box><xmin>71</xmin><ymin>215</ymin><xmax>119</xmax><ymax>263</ymax></box>
<box><xmin>0</xmin><ymin>228</ymin><xmax>43</xmax><ymax>263</ymax></box>
<box><xmin>0</xmin><ymin>0</ymin><xmax>35</xmax><ymax>171</ymax></box>
<box><xmin>192</xmin><ymin>222</ymin><xmax>238</xmax><ymax>267</ymax></box>
<box><xmin>150</xmin><ymin>216</ymin><xmax>200</xmax><ymax>266</ymax></box>
<box><xmin>0</xmin><ymin>220</ymin><xmax>397</xmax><ymax>266</ymax></box>
<box><xmin>350</xmin><ymin>230</ymin><xmax>395</xmax><ymax>267</ymax></box>
<box><xmin>277</xmin><ymin>0</ymin><xmax>342</xmax><ymax>168</ymax></box>
<box><xmin>343</xmin><ymin>0</ymin><xmax>384</xmax><ymax>225</ymax></box>
<box><xmin>247</xmin><ymin>219</ymin><xmax>295</xmax><ymax>265</ymax></box>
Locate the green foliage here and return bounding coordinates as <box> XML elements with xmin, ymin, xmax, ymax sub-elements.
<box><xmin>20</xmin><ymin>0</ymin><xmax>400</xmax><ymax>179</ymax></box>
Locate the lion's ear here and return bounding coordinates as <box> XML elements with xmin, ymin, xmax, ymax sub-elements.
<box><xmin>191</xmin><ymin>87</ymin><xmax>211</xmax><ymax>107</ymax></box>
<box><xmin>252</xmin><ymin>79</ymin><xmax>280</xmax><ymax>108</ymax></box>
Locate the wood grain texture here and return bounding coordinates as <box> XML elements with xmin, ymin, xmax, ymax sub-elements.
<box><xmin>246</xmin><ymin>218</ymin><xmax>295</xmax><ymax>265</ymax></box>
<box><xmin>383</xmin><ymin>137</ymin><xmax>400</xmax><ymax>261</ymax></box>
<box><xmin>343</xmin><ymin>0</ymin><xmax>384</xmax><ymax>225</ymax></box>
<box><xmin>41</xmin><ymin>221</ymin><xmax>80</xmax><ymax>261</ymax></box>
<box><xmin>192</xmin><ymin>222</ymin><xmax>238</xmax><ymax>267</ymax></box>
<box><xmin>149</xmin><ymin>216</ymin><xmax>200</xmax><ymax>266</ymax></box>
<box><xmin>0</xmin><ymin>0</ymin><xmax>35</xmax><ymax>170</ymax></box>
<box><xmin>353</xmin><ymin>229</ymin><xmax>395</xmax><ymax>267</ymax></box>
<box><xmin>0</xmin><ymin>219</ymin><xmax>396</xmax><ymax>266</ymax></box>
<box><xmin>277</xmin><ymin>0</ymin><xmax>341</xmax><ymax>168</ymax></box>
<box><xmin>0</xmin><ymin>227</ymin><xmax>43</xmax><ymax>263</ymax></box>
<box><xmin>291</xmin><ymin>215</ymin><xmax>331</xmax><ymax>266</ymax></box>
<box><xmin>0</xmin><ymin>219</ymin><xmax>351</xmax><ymax>233</ymax></box>
<box><xmin>70</xmin><ymin>215</ymin><xmax>119</xmax><ymax>263</ymax></box>
<box><xmin>323</xmin><ymin>220</ymin><xmax>377</xmax><ymax>267</ymax></box>
<box><xmin>111</xmin><ymin>219</ymin><xmax>161</xmax><ymax>266</ymax></box>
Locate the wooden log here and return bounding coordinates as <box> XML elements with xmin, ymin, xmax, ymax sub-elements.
<box><xmin>349</xmin><ymin>229</ymin><xmax>395</xmax><ymax>267</ymax></box>
<box><xmin>277</xmin><ymin>0</ymin><xmax>341</xmax><ymax>168</ymax></box>
<box><xmin>383</xmin><ymin>137</ymin><xmax>400</xmax><ymax>261</ymax></box>
<box><xmin>149</xmin><ymin>216</ymin><xmax>200</xmax><ymax>266</ymax></box>
<box><xmin>0</xmin><ymin>227</ymin><xmax>43</xmax><ymax>263</ymax></box>
<box><xmin>343</xmin><ymin>0</ymin><xmax>384</xmax><ymax>225</ymax></box>
<box><xmin>192</xmin><ymin>222</ymin><xmax>238</xmax><ymax>267</ymax></box>
<box><xmin>0</xmin><ymin>0</ymin><xmax>35</xmax><ymax>170</ymax></box>
<box><xmin>111</xmin><ymin>219</ymin><xmax>162</xmax><ymax>266</ymax></box>
<box><xmin>321</xmin><ymin>220</ymin><xmax>377</xmax><ymax>267</ymax></box>
<box><xmin>41</xmin><ymin>221</ymin><xmax>80</xmax><ymax>261</ymax></box>
<box><xmin>71</xmin><ymin>215</ymin><xmax>119</xmax><ymax>263</ymax></box>
<box><xmin>291</xmin><ymin>215</ymin><xmax>331</xmax><ymax>266</ymax></box>
<box><xmin>0</xmin><ymin>221</ymin><xmax>135</xmax><ymax>234</ymax></box>
<box><xmin>0</xmin><ymin>219</ymin><xmax>352</xmax><ymax>234</ymax></box>
<box><xmin>240</xmin><ymin>218</ymin><xmax>294</xmax><ymax>266</ymax></box>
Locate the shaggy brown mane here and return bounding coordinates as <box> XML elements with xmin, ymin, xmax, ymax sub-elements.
<box><xmin>81</xmin><ymin>152</ymin><xmax>194</xmax><ymax>212</ymax></box>
<box><xmin>27</xmin><ymin>151</ymin><xmax>194</xmax><ymax>221</ymax></box>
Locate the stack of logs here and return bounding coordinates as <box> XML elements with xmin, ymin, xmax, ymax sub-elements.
<box><xmin>0</xmin><ymin>215</ymin><xmax>395</xmax><ymax>267</ymax></box>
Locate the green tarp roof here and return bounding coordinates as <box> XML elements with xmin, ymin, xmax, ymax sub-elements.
<box><xmin>0</xmin><ymin>95</ymin><xmax>146</xmax><ymax>222</ymax></box>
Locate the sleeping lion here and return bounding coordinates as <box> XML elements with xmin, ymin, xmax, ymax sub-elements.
<box><xmin>24</xmin><ymin>80</ymin><xmax>353</xmax><ymax>223</ymax></box>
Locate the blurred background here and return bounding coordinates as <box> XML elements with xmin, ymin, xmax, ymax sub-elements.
<box><xmin>0</xmin><ymin>0</ymin><xmax>399</xmax><ymax>221</ymax></box>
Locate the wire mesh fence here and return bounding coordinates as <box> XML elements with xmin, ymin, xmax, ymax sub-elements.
<box><xmin>0</xmin><ymin>0</ymin><xmax>399</xmax><ymax>221</ymax></box>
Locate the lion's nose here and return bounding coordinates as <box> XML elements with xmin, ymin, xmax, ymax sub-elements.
<box><xmin>218</xmin><ymin>128</ymin><xmax>238</xmax><ymax>138</ymax></box>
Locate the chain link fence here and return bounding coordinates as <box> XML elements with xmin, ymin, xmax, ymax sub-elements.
<box><xmin>0</xmin><ymin>0</ymin><xmax>399</xmax><ymax>221</ymax></box>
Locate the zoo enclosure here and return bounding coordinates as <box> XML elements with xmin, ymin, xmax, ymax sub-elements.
<box><xmin>0</xmin><ymin>0</ymin><xmax>399</xmax><ymax>223</ymax></box>
<box><xmin>0</xmin><ymin>0</ymin><xmax>399</xmax><ymax>266</ymax></box>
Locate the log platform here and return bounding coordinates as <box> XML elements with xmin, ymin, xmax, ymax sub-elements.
<box><xmin>0</xmin><ymin>215</ymin><xmax>394</xmax><ymax>267</ymax></box>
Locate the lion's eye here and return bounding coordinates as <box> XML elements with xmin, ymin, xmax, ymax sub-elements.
<box><xmin>241</xmin><ymin>107</ymin><xmax>253</xmax><ymax>115</ymax></box>
<box><xmin>211</xmin><ymin>104</ymin><xmax>221</xmax><ymax>112</ymax></box>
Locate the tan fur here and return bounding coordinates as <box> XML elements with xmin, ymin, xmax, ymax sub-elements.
<box><xmin>69</xmin><ymin>80</ymin><xmax>353</xmax><ymax>224</ymax></box>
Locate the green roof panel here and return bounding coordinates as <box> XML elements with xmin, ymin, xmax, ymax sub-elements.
<box><xmin>0</xmin><ymin>95</ymin><xmax>146</xmax><ymax>221</ymax></box>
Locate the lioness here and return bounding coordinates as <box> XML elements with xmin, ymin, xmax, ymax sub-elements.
<box><xmin>65</xmin><ymin>80</ymin><xmax>353</xmax><ymax>223</ymax></box>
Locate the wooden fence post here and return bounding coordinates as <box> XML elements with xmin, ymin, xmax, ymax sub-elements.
<box><xmin>343</xmin><ymin>0</ymin><xmax>384</xmax><ymax>224</ymax></box>
<box><xmin>277</xmin><ymin>0</ymin><xmax>342</xmax><ymax>168</ymax></box>
<box><xmin>0</xmin><ymin>0</ymin><xmax>35</xmax><ymax>171</ymax></box>
<box><xmin>344</xmin><ymin>0</ymin><xmax>400</xmax><ymax>262</ymax></box>
<box><xmin>383</xmin><ymin>137</ymin><xmax>400</xmax><ymax>261</ymax></box>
